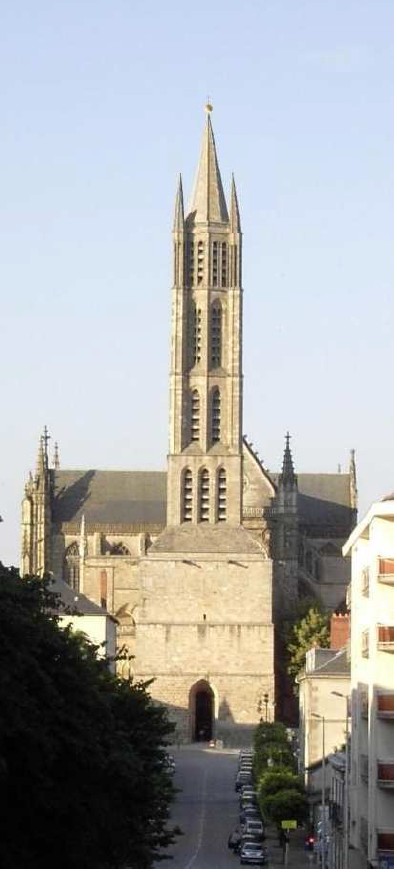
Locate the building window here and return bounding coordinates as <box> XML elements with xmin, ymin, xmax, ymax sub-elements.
<box><xmin>221</xmin><ymin>242</ymin><xmax>227</xmax><ymax>286</ymax></box>
<box><xmin>189</xmin><ymin>240</ymin><xmax>195</xmax><ymax>286</ymax></box>
<box><xmin>100</xmin><ymin>570</ymin><xmax>107</xmax><ymax>609</ymax></box>
<box><xmin>212</xmin><ymin>241</ymin><xmax>219</xmax><ymax>287</ymax></box>
<box><xmin>182</xmin><ymin>469</ymin><xmax>193</xmax><ymax>522</ymax></box>
<box><xmin>190</xmin><ymin>304</ymin><xmax>202</xmax><ymax>366</ymax></box>
<box><xmin>64</xmin><ymin>542</ymin><xmax>80</xmax><ymax>591</ymax></box>
<box><xmin>217</xmin><ymin>468</ymin><xmax>227</xmax><ymax>521</ymax></box>
<box><xmin>361</xmin><ymin>629</ymin><xmax>369</xmax><ymax>658</ymax></box>
<box><xmin>197</xmin><ymin>240</ymin><xmax>204</xmax><ymax>285</ymax></box>
<box><xmin>211</xmin><ymin>388</ymin><xmax>221</xmax><ymax>442</ymax></box>
<box><xmin>211</xmin><ymin>303</ymin><xmax>222</xmax><ymax>367</ymax></box>
<box><xmin>191</xmin><ymin>390</ymin><xmax>200</xmax><ymax>442</ymax></box>
<box><xmin>199</xmin><ymin>469</ymin><xmax>210</xmax><ymax>522</ymax></box>
<box><xmin>361</xmin><ymin>566</ymin><xmax>370</xmax><ymax>596</ymax></box>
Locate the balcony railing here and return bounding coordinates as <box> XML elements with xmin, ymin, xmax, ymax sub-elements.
<box><xmin>377</xmin><ymin>692</ymin><xmax>394</xmax><ymax>719</ymax></box>
<box><xmin>377</xmin><ymin>625</ymin><xmax>394</xmax><ymax>653</ymax></box>
<box><xmin>378</xmin><ymin>557</ymin><xmax>394</xmax><ymax>586</ymax></box>
<box><xmin>377</xmin><ymin>761</ymin><xmax>394</xmax><ymax>788</ymax></box>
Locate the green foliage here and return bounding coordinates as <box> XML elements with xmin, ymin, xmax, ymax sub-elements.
<box><xmin>286</xmin><ymin>606</ymin><xmax>330</xmax><ymax>686</ymax></box>
<box><xmin>0</xmin><ymin>565</ymin><xmax>178</xmax><ymax>868</ymax></box>
<box><xmin>257</xmin><ymin>767</ymin><xmax>303</xmax><ymax>798</ymax></box>
<box><xmin>253</xmin><ymin>721</ymin><xmax>296</xmax><ymax>780</ymax></box>
<box><xmin>260</xmin><ymin>787</ymin><xmax>308</xmax><ymax>825</ymax></box>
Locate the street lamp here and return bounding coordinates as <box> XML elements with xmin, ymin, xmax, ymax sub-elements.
<box><xmin>332</xmin><ymin>691</ymin><xmax>350</xmax><ymax>869</ymax></box>
<box><xmin>312</xmin><ymin>713</ymin><xmax>326</xmax><ymax>870</ymax></box>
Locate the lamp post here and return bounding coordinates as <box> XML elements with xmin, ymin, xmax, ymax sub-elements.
<box><xmin>264</xmin><ymin>692</ymin><xmax>269</xmax><ymax>722</ymax></box>
<box><xmin>332</xmin><ymin>691</ymin><xmax>350</xmax><ymax>869</ymax></box>
<box><xmin>313</xmin><ymin>713</ymin><xmax>326</xmax><ymax>870</ymax></box>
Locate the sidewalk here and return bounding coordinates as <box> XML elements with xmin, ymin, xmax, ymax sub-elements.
<box><xmin>266</xmin><ymin>823</ymin><xmax>311</xmax><ymax>869</ymax></box>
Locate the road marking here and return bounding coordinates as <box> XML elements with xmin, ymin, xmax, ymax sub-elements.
<box><xmin>184</xmin><ymin>769</ymin><xmax>208</xmax><ymax>869</ymax></box>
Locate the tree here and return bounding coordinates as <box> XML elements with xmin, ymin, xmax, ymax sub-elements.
<box><xmin>257</xmin><ymin>767</ymin><xmax>303</xmax><ymax>799</ymax></box>
<box><xmin>0</xmin><ymin>564</ymin><xmax>178</xmax><ymax>868</ymax></box>
<box><xmin>286</xmin><ymin>606</ymin><xmax>330</xmax><ymax>687</ymax></box>
<box><xmin>253</xmin><ymin>721</ymin><xmax>296</xmax><ymax>780</ymax></box>
<box><xmin>260</xmin><ymin>787</ymin><xmax>308</xmax><ymax>826</ymax></box>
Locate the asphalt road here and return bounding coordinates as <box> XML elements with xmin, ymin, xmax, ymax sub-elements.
<box><xmin>157</xmin><ymin>745</ymin><xmax>243</xmax><ymax>870</ymax></box>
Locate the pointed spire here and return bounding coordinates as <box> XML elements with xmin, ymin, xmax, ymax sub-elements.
<box><xmin>173</xmin><ymin>174</ymin><xmax>184</xmax><ymax>231</ymax></box>
<box><xmin>52</xmin><ymin>441</ymin><xmax>60</xmax><ymax>470</ymax></box>
<box><xmin>280</xmin><ymin>432</ymin><xmax>297</xmax><ymax>486</ymax></box>
<box><xmin>230</xmin><ymin>174</ymin><xmax>241</xmax><ymax>232</ymax></box>
<box><xmin>188</xmin><ymin>106</ymin><xmax>228</xmax><ymax>224</ymax></box>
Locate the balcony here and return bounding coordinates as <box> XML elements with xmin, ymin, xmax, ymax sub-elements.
<box><xmin>378</xmin><ymin>557</ymin><xmax>394</xmax><ymax>586</ymax></box>
<box><xmin>377</xmin><ymin>692</ymin><xmax>394</xmax><ymax>719</ymax></box>
<box><xmin>377</xmin><ymin>625</ymin><xmax>394</xmax><ymax>653</ymax></box>
<box><xmin>377</xmin><ymin>761</ymin><xmax>394</xmax><ymax>788</ymax></box>
<box><xmin>378</xmin><ymin>831</ymin><xmax>394</xmax><ymax>867</ymax></box>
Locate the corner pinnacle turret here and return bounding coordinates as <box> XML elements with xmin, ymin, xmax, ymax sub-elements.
<box><xmin>280</xmin><ymin>432</ymin><xmax>297</xmax><ymax>487</ymax></box>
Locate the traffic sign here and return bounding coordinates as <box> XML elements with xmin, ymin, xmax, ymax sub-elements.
<box><xmin>281</xmin><ymin>820</ymin><xmax>297</xmax><ymax>829</ymax></box>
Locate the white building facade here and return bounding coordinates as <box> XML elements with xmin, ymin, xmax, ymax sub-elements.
<box><xmin>343</xmin><ymin>497</ymin><xmax>394</xmax><ymax>869</ymax></box>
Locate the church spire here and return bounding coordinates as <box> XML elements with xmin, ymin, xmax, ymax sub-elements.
<box><xmin>35</xmin><ymin>426</ymin><xmax>49</xmax><ymax>479</ymax></box>
<box><xmin>230</xmin><ymin>174</ymin><xmax>241</xmax><ymax>232</ymax></box>
<box><xmin>188</xmin><ymin>105</ymin><xmax>228</xmax><ymax>224</ymax></box>
<box><xmin>349</xmin><ymin>448</ymin><xmax>358</xmax><ymax>510</ymax></box>
<box><xmin>173</xmin><ymin>174</ymin><xmax>184</xmax><ymax>232</ymax></box>
<box><xmin>280</xmin><ymin>432</ymin><xmax>297</xmax><ymax>487</ymax></box>
<box><xmin>52</xmin><ymin>441</ymin><xmax>60</xmax><ymax>470</ymax></box>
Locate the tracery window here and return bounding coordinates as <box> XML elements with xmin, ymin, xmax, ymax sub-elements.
<box><xmin>64</xmin><ymin>541</ymin><xmax>80</xmax><ymax>591</ymax></box>
<box><xmin>182</xmin><ymin>469</ymin><xmax>193</xmax><ymax>522</ymax></box>
<box><xmin>199</xmin><ymin>469</ymin><xmax>210</xmax><ymax>522</ymax></box>
<box><xmin>211</xmin><ymin>303</ymin><xmax>222</xmax><ymax>367</ymax></box>
<box><xmin>212</xmin><ymin>242</ymin><xmax>219</xmax><ymax>286</ymax></box>
<box><xmin>217</xmin><ymin>468</ymin><xmax>227</xmax><ymax>521</ymax></box>
<box><xmin>221</xmin><ymin>242</ymin><xmax>227</xmax><ymax>287</ymax></box>
<box><xmin>211</xmin><ymin>388</ymin><xmax>221</xmax><ymax>443</ymax></box>
<box><xmin>191</xmin><ymin>390</ymin><xmax>200</xmax><ymax>442</ymax></box>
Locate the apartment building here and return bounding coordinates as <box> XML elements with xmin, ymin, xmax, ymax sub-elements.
<box><xmin>343</xmin><ymin>496</ymin><xmax>394</xmax><ymax>868</ymax></box>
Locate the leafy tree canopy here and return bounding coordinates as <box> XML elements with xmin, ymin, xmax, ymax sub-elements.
<box><xmin>286</xmin><ymin>606</ymin><xmax>330</xmax><ymax>687</ymax></box>
<box><xmin>257</xmin><ymin>767</ymin><xmax>304</xmax><ymax>800</ymax></box>
<box><xmin>260</xmin><ymin>787</ymin><xmax>308</xmax><ymax>826</ymax></box>
<box><xmin>0</xmin><ymin>565</ymin><xmax>178</xmax><ymax>869</ymax></box>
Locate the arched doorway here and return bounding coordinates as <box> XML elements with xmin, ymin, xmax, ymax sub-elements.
<box><xmin>189</xmin><ymin>680</ymin><xmax>214</xmax><ymax>742</ymax></box>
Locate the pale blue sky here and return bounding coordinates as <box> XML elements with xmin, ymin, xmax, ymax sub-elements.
<box><xmin>0</xmin><ymin>0</ymin><xmax>393</xmax><ymax>566</ymax></box>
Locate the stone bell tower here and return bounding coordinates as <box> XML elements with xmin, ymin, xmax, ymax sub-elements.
<box><xmin>167</xmin><ymin>104</ymin><xmax>243</xmax><ymax>527</ymax></box>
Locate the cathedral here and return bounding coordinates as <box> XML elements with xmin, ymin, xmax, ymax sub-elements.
<box><xmin>21</xmin><ymin>109</ymin><xmax>357</xmax><ymax>742</ymax></box>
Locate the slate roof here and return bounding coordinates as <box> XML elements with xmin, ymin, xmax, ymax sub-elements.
<box><xmin>148</xmin><ymin>523</ymin><xmax>265</xmax><ymax>555</ymax></box>
<box><xmin>51</xmin><ymin>468</ymin><xmax>353</xmax><ymax>533</ymax></box>
<box><xmin>310</xmin><ymin>647</ymin><xmax>350</xmax><ymax>676</ymax></box>
<box><xmin>48</xmin><ymin>577</ymin><xmax>112</xmax><ymax>617</ymax></box>
<box><xmin>51</xmin><ymin>470</ymin><xmax>167</xmax><ymax>526</ymax></box>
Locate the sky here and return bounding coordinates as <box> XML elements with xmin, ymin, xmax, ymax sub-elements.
<box><xmin>0</xmin><ymin>0</ymin><xmax>393</xmax><ymax>567</ymax></box>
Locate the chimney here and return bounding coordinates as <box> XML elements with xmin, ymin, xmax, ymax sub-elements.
<box><xmin>330</xmin><ymin>613</ymin><xmax>350</xmax><ymax>650</ymax></box>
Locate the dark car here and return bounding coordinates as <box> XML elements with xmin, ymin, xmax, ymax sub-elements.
<box><xmin>240</xmin><ymin>840</ymin><xmax>268</xmax><ymax>866</ymax></box>
<box><xmin>235</xmin><ymin>771</ymin><xmax>253</xmax><ymax>791</ymax></box>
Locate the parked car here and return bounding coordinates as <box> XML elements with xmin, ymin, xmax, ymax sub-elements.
<box><xmin>235</xmin><ymin>771</ymin><xmax>253</xmax><ymax>791</ymax></box>
<box><xmin>242</xmin><ymin>819</ymin><xmax>265</xmax><ymax>840</ymax></box>
<box><xmin>240</xmin><ymin>840</ymin><xmax>268</xmax><ymax>866</ymax></box>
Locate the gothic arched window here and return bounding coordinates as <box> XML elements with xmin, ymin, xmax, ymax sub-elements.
<box><xmin>211</xmin><ymin>303</ymin><xmax>222</xmax><ymax>368</ymax></box>
<box><xmin>191</xmin><ymin>389</ymin><xmax>200</xmax><ymax>442</ymax></box>
<box><xmin>64</xmin><ymin>541</ymin><xmax>80</xmax><ymax>591</ymax></box>
<box><xmin>221</xmin><ymin>242</ymin><xmax>227</xmax><ymax>287</ymax></box>
<box><xmin>199</xmin><ymin>469</ymin><xmax>210</xmax><ymax>522</ymax></box>
<box><xmin>217</xmin><ymin>468</ymin><xmax>227</xmax><ymax>521</ymax></box>
<box><xmin>211</xmin><ymin>388</ymin><xmax>221</xmax><ymax>443</ymax></box>
<box><xmin>182</xmin><ymin>469</ymin><xmax>193</xmax><ymax>522</ymax></box>
<box><xmin>190</xmin><ymin>304</ymin><xmax>202</xmax><ymax>367</ymax></box>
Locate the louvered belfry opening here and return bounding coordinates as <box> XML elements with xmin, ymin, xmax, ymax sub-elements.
<box><xmin>199</xmin><ymin>469</ymin><xmax>210</xmax><ymax>522</ymax></box>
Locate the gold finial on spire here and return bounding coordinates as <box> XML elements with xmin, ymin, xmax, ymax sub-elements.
<box><xmin>205</xmin><ymin>97</ymin><xmax>213</xmax><ymax>114</ymax></box>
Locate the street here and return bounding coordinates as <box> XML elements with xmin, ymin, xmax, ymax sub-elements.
<box><xmin>157</xmin><ymin>745</ymin><xmax>241</xmax><ymax>869</ymax></box>
<box><xmin>156</xmin><ymin>745</ymin><xmax>312</xmax><ymax>870</ymax></box>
